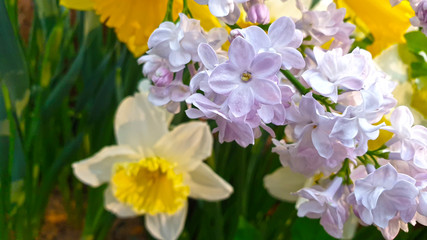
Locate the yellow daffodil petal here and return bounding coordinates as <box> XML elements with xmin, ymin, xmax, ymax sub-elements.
<box><xmin>368</xmin><ymin>117</ymin><xmax>393</xmax><ymax>151</ymax></box>
<box><xmin>59</xmin><ymin>0</ymin><xmax>94</xmax><ymax>11</ymax></box>
<box><xmin>337</xmin><ymin>0</ymin><xmax>414</xmax><ymax>56</ymax></box>
<box><xmin>187</xmin><ymin>0</ymin><xmax>222</xmax><ymax>30</ymax></box>
<box><xmin>89</xmin><ymin>0</ymin><xmax>219</xmax><ymax>57</ymax></box>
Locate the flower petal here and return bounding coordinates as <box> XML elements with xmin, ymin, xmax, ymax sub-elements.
<box><xmin>115</xmin><ymin>93</ymin><xmax>171</xmax><ymax>152</ymax></box>
<box><xmin>302</xmin><ymin>70</ymin><xmax>335</xmax><ymax>96</ymax></box>
<box><xmin>264</xmin><ymin>167</ymin><xmax>307</xmax><ymax>202</ymax></box>
<box><xmin>269</xmin><ymin>16</ymin><xmax>295</xmax><ymax>47</ymax></box>
<box><xmin>209</xmin><ymin>63</ymin><xmax>240</xmax><ymax>94</ymax></box>
<box><xmin>198</xmin><ymin>43</ymin><xmax>218</xmax><ymax>69</ymax></box>
<box><xmin>277</xmin><ymin>47</ymin><xmax>305</xmax><ymax>70</ymax></box>
<box><xmin>250</xmin><ymin>52</ymin><xmax>282</xmax><ymax>78</ymax></box>
<box><xmin>242</xmin><ymin>26</ymin><xmax>271</xmax><ymax>52</ymax></box>
<box><xmin>72</xmin><ymin>145</ymin><xmax>140</xmax><ymax>187</ymax></box>
<box><xmin>186</xmin><ymin>163</ymin><xmax>233</xmax><ymax>201</ymax></box>
<box><xmin>148</xmin><ymin>28</ymin><xmax>172</xmax><ymax>49</ymax></box>
<box><xmin>228</xmin><ymin>86</ymin><xmax>254</xmax><ymax>117</ymax></box>
<box><xmin>154</xmin><ymin>122</ymin><xmax>213</xmax><ymax>173</ymax></box>
<box><xmin>145</xmin><ymin>201</ymin><xmax>188</xmax><ymax>240</ymax></box>
<box><xmin>250</xmin><ymin>78</ymin><xmax>281</xmax><ymax>105</ymax></box>
<box><xmin>104</xmin><ymin>185</ymin><xmax>137</xmax><ymax>218</ymax></box>
<box><xmin>208</xmin><ymin>0</ymin><xmax>230</xmax><ymax>17</ymax></box>
<box><xmin>60</xmin><ymin>0</ymin><xmax>94</xmax><ymax>10</ymax></box>
<box><xmin>229</xmin><ymin>37</ymin><xmax>255</xmax><ymax>71</ymax></box>
<box><xmin>312</xmin><ymin>127</ymin><xmax>334</xmax><ymax>159</ymax></box>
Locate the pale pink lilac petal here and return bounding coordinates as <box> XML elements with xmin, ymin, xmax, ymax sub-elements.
<box><xmin>209</xmin><ymin>64</ymin><xmax>240</xmax><ymax>94</ymax></box>
<box><xmin>250</xmin><ymin>52</ymin><xmax>282</xmax><ymax>78</ymax></box>
<box><xmin>249</xmin><ymin>79</ymin><xmax>281</xmax><ymax>105</ymax></box>
<box><xmin>278</xmin><ymin>48</ymin><xmax>305</xmax><ymax>69</ymax></box>
<box><xmin>269</xmin><ymin>16</ymin><xmax>296</xmax><ymax>47</ymax></box>
<box><xmin>228</xmin><ymin>37</ymin><xmax>255</xmax><ymax>70</ymax></box>
<box><xmin>198</xmin><ymin>43</ymin><xmax>218</xmax><ymax>69</ymax></box>
<box><xmin>228</xmin><ymin>85</ymin><xmax>254</xmax><ymax>117</ymax></box>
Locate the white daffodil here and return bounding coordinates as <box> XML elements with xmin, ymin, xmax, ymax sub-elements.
<box><xmin>263</xmin><ymin>166</ymin><xmax>307</xmax><ymax>202</ymax></box>
<box><xmin>73</xmin><ymin>90</ymin><xmax>233</xmax><ymax>240</ymax></box>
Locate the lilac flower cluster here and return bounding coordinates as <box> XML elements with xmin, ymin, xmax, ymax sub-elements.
<box><xmin>139</xmin><ymin>3</ymin><xmax>427</xmax><ymax>238</ymax></box>
<box><xmin>138</xmin><ymin>13</ymin><xmax>227</xmax><ymax>113</ymax></box>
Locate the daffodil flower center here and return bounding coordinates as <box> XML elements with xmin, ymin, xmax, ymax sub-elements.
<box><xmin>111</xmin><ymin>157</ymin><xmax>190</xmax><ymax>215</ymax></box>
<box><xmin>241</xmin><ymin>72</ymin><xmax>252</xmax><ymax>82</ymax></box>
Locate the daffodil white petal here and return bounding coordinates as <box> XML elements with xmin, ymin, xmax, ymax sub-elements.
<box><xmin>104</xmin><ymin>185</ymin><xmax>138</xmax><ymax>218</ymax></box>
<box><xmin>72</xmin><ymin>145</ymin><xmax>140</xmax><ymax>187</ymax></box>
<box><xmin>186</xmin><ymin>163</ymin><xmax>233</xmax><ymax>201</ymax></box>
<box><xmin>154</xmin><ymin>122</ymin><xmax>213</xmax><ymax>172</ymax></box>
<box><xmin>115</xmin><ymin>93</ymin><xmax>171</xmax><ymax>152</ymax></box>
<box><xmin>263</xmin><ymin>167</ymin><xmax>307</xmax><ymax>202</ymax></box>
<box><xmin>145</xmin><ymin>201</ymin><xmax>188</xmax><ymax>240</ymax></box>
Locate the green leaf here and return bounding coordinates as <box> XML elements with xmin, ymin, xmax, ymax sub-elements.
<box><xmin>291</xmin><ymin>217</ymin><xmax>337</xmax><ymax>240</ymax></box>
<box><xmin>234</xmin><ymin>216</ymin><xmax>262</xmax><ymax>240</ymax></box>
<box><xmin>0</xmin><ymin>0</ymin><xmax>29</xmax><ymax>117</ymax></box>
<box><xmin>411</xmin><ymin>61</ymin><xmax>427</xmax><ymax>78</ymax></box>
<box><xmin>405</xmin><ymin>31</ymin><xmax>427</xmax><ymax>54</ymax></box>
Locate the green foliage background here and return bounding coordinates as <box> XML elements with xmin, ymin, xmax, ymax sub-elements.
<box><xmin>1</xmin><ymin>0</ymin><xmax>427</xmax><ymax>239</ymax></box>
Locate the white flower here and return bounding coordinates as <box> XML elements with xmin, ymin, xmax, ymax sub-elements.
<box><xmin>383</xmin><ymin>106</ymin><xmax>427</xmax><ymax>165</ymax></box>
<box><xmin>263</xmin><ymin>166</ymin><xmax>307</xmax><ymax>202</ymax></box>
<box><xmin>73</xmin><ymin>91</ymin><xmax>233</xmax><ymax>240</ymax></box>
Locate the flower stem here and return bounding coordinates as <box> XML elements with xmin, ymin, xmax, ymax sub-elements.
<box><xmin>281</xmin><ymin>69</ymin><xmax>309</xmax><ymax>95</ymax></box>
<box><xmin>163</xmin><ymin>0</ymin><xmax>175</xmax><ymax>22</ymax></box>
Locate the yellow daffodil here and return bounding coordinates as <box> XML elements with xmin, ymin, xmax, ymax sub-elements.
<box><xmin>73</xmin><ymin>87</ymin><xmax>233</xmax><ymax>240</ymax></box>
<box><xmin>336</xmin><ymin>0</ymin><xmax>414</xmax><ymax>56</ymax></box>
<box><xmin>60</xmin><ymin>0</ymin><xmax>221</xmax><ymax>56</ymax></box>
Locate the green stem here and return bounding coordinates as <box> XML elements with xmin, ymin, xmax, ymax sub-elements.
<box><xmin>281</xmin><ymin>69</ymin><xmax>309</xmax><ymax>95</ymax></box>
<box><xmin>182</xmin><ymin>0</ymin><xmax>193</xmax><ymax>17</ymax></box>
<box><xmin>163</xmin><ymin>0</ymin><xmax>175</xmax><ymax>22</ymax></box>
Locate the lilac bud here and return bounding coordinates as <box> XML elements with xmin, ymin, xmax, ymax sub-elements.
<box><xmin>152</xmin><ymin>67</ymin><xmax>173</xmax><ymax>87</ymax></box>
<box><xmin>247</xmin><ymin>3</ymin><xmax>270</xmax><ymax>24</ymax></box>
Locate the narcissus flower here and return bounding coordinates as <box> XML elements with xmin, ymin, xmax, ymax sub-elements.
<box><xmin>336</xmin><ymin>0</ymin><xmax>414</xmax><ymax>56</ymax></box>
<box><xmin>60</xmin><ymin>0</ymin><xmax>221</xmax><ymax>56</ymax></box>
<box><xmin>73</xmin><ymin>90</ymin><xmax>233</xmax><ymax>240</ymax></box>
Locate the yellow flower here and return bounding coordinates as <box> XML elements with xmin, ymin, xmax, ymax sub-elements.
<box><xmin>73</xmin><ymin>87</ymin><xmax>233</xmax><ymax>239</ymax></box>
<box><xmin>60</xmin><ymin>0</ymin><xmax>221</xmax><ymax>56</ymax></box>
<box><xmin>335</xmin><ymin>0</ymin><xmax>414</xmax><ymax>56</ymax></box>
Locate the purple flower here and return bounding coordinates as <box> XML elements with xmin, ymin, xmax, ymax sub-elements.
<box><xmin>149</xmin><ymin>79</ymin><xmax>191</xmax><ymax>114</ymax></box>
<box><xmin>297</xmin><ymin>177</ymin><xmax>348</xmax><ymax>238</ymax></box>
<box><xmin>286</xmin><ymin>93</ymin><xmax>337</xmax><ymax>159</ymax></box>
<box><xmin>232</xmin><ymin>16</ymin><xmax>305</xmax><ymax>69</ymax></box>
<box><xmin>383</xmin><ymin>106</ymin><xmax>427</xmax><ymax>166</ymax></box>
<box><xmin>302</xmin><ymin>47</ymin><xmax>365</xmax><ymax>103</ymax></box>
<box><xmin>296</xmin><ymin>2</ymin><xmax>355</xmax><ymax>52</ymax></box>
<box><xmin>348</xmin><ymin>164</ymin><xmax>419</xmax><ymax>229</ymax></box>
<box><xmin>208</xmin><ymin>37</ymin><xmax>282</xmax><ymax>118</ymax></box>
